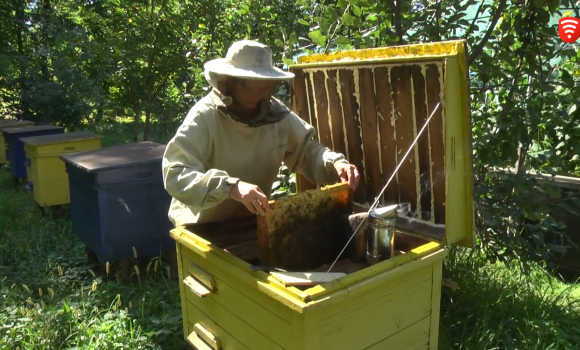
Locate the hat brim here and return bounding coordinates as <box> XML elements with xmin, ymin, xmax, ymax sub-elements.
<box><xmin>204</xmin><ymin>58</ymin><xmax>295</xmax><ymax>80</ymax></box>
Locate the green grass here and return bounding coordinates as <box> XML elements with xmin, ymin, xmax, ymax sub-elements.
<box><xmin>1</xmin><ymin>119</ymin><xmax>580</xmax><ymax>349</ymax></box>
<box><xmin>0</xmin><ymin>167</ymin><xmax>187</xmax><ymax>349</ymax></box>
<box><xmin>440</xmin><ymin>248</ymin><xmax>580</xmax><ymax>349</ymax></box>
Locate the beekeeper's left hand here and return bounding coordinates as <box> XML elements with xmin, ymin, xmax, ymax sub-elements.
<box><xmin>334</xmin><ymin>162</ymin><xmax>360</xmax><ymax>191</ymax></box>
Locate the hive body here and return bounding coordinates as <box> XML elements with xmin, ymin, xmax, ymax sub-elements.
<box><xmin>0</xmin><ymin>120</ymin><xmax>36</xmax><ymax>165</ymax></box>
<box><xmin>21</xmin><ymin>131</ymin><xmax>103</xmax><ymax>207</ymax></box>
<box><xmin>60</xmin><ymin>141</ymin><xmax>174</xmax><ymax>262</ymax></box>
<box><xmin>171</xmin><ymin>40</ymin><xmax>473</xmax><ymax>350</ymax></box>
<box><xmin>1</xmin><ymin>125</ymin><xmax>64</xmax><ymax>179</ymax></box>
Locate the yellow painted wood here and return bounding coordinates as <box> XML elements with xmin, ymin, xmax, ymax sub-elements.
<box><xmin>429</xmin><ymin>259</ymin><xmax>444</xmax><ymax>350</ymax></box>
<box><xmin>291</xmin><ymin>40</ymin><xmax>466</xmax><ymax>68</ymax></box>
<box><xmin>176</xmin><ymin>243</ymin><xmax>190</xmax><ymax>340</ymax></box>
<box><xmin>0</xmin><ymin>120</ymin><xmax>35</xmax><ymax>165</ymax></box>
<box><xmin>185</xmin><ymin>302</ymin><xmax>249</xmax><ymax>350</ymax></box>
<box><xmin>174</xmin><ymin>226</ymin><xmax>448</xmax><ymax>350</ymax></box>
<box><xmin>185</xmin><ymin>294</ymin><xmax>285</xmax><ymax>350</ymax></box>
<box><xmin>22</xmin><ymin>132</ymin><xmax>103</xmax><ymax>207</ymax></box>
<box><xmin>443</xmin><ymin>53</ymin><xmax>475</xmax><ymax>248</ymax></box>
<box><xmin>175</xmin><ymin>230</ymin><xmax>302</xmax><ymax>316</ymax></box>
<box><xmin>183</xmin><ymin>276</ymin><xmax>212</xmax><ymax>298</ymax></box>
<box><xmin>187</xmin><ymin>262</ymin><xmax>216</xmax><ymax>291</ymax></box>
<box><xmin>172</xmin><ymin>39</ymin><xmax>471</xmax><ymax>350</ymax></box>
<box><xmin>305</xmin><ymin>241</ymin><xmax>442</xmax><ymax>301</ymax></box>
<box><xmin>192</xmin><ymin>323</ymin><xmax>222</xmax><ymax>350</ymax></box>
<box><xmin>291</xmin><ymin>40</ymin><xmax>474</xmax><ymax>250</ymax></box>
<box><xmin>269</xmin><ymin>272</ymin><xmax>346</xmax><ymax>286</ymax></box>
<box><xmin>319</xmin><ymin>261</ymin><xmax>435</xmax><ymax>349</ymax></box>
<box><xmin>366</xmin><ymin>315</ymin><xmax>431</xmax><ymax>349</ymax></box>
<box><xmin>181</xmin><ymin>262</ymin><xmax>294</xmax><ymax>348</ymax></box>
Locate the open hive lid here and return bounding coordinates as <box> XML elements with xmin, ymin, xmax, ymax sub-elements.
<box><xmin>21</xmin><ymin>131</ymin><xmax>103</xmax><ymax>147</ymax></box>
<box><xmin>0</xmin><ymin>125</ymin><xmax>63</xmax><ymax>135</ymax></box>
<box><xmin>0</xmin><ymin>120</ymin><xmax>36</xmax><ymax>129</ymax></box>
<box><xmin>288</xmin><ymin>39</ymin><xmax>474</xmax><ymax>248</ymax></box>
<box><xmin>60</xmin><ymin>141</ymin><xmax>166</xmax><ymax>173</ymax></box>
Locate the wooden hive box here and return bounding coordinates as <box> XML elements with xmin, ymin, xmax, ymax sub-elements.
<box><xmin>59</xmin><ymin>141</ymin><xmax>174</xmax><ymax>263</ymax></box>
<box><xmin>0</xmin><ymin>120</ymin><xmax>36</xmax><ymax>166</ymax></box>
<box><xmin>0</xmin><ymin>125</ymin><xmax>64</xmax><ymax>181</ymax></box>
<box><xmin>170</xmin><ymin>40</ymin><xmax>474</xmax><ymax>350</ymax></box>
<box><xmin>20</xmin><ymin>131</ymin><xmax>104</xmax><ymax>207</ymax></box>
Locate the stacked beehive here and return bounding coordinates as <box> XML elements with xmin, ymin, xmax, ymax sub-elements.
<box><xmin>0</xmin><ymin>119</ymin><xmax>174</xmax><ymax>281</ymax></box>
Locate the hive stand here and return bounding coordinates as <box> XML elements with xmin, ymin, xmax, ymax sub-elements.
<box><xmin>60</xmin><ymin>141</ymin><xmax>176</xmax><ymax>283</ymax></box>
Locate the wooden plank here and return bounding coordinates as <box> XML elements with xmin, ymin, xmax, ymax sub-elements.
<box><xmin>411</xmin><ymin>65</ymin><xmax>433</xmax><ymax>222</ymax></box>
<box><xmin>305</xmin><ymin>243</ymin><xmax>444</xmax><ymax>302</ymax></box>
<box><xmin>174</xmin><ymin>227</ymin><xmax>314</xmax><ymax>305</ymax></box>
<box><xmin>176</xmin><ymin>243</ymin><xmax>189</xmax><ymax>339</ymax></box>
<box><xmin>374</xmin><ymin>66</ymin><xmax>399</xmax><ymax>205</ymax></box>
<box><xmin>269</xmin><ymin>272</ymin><xmax>346</xmax><ymax>286</ymax></box>
<box><xmin>311</xmin><ymin>70</ymin><xmax>334</xmax><ymax>149</ymax></box>
<box><xmin>359</xmin><ymin>68</ymin><xmax>383</xmax><ymax>204</ymax></box>
<box><xmin>396</xmin><ymin>217</ymin><xmax>445</xmax><ymax>242</ymax></box>
<box><xmin>338</xmin><ymin>68</ymin><xmax>368</xmax><ymax>204</ymax></box>
<box><xmin>184</xmin><ymin>217</ymin><xmax>257</xmax><ymax>248</ymax></box>
<box><xmin>364</xmin><ymin>315</ymin><xmax>431</xmax><ymax>349</ymax></box>
<box><xmin>185</xmin><ymin>301</ymin><xmax>251</xmax><ymax>350</ymax></box>
<box><xmin>291</xmin><ymin>69</ymin><xmax>309</xmax><ymax>123</ymax></box>
<box><xmin>185</xmin><ymin>293</ymin><xmax>285</xmax><ymax>349</ymax></box>
<box><xmin>443</xmin><ymin>57</ymin><xmax>474</xmax><ymax>249</ymax></box>
<box><xmin>391</xmin><ymin>65</ymin><xmax>418</xmax><ymax>214</ymax></box>
<box><xmin>425</xmin><ymin>64</ymin><xmax>446</xmax><ymax>224</ymax></box>
<box><xmin>305</xmin><ymin>70</ymin><xmax>318</xmax><ymax>134</ymax></box>
<box><xmin>176</xmin><ymin>235</ymin><xmax>303</xmax><ymax>314</ymax></box>
<box><xmin>257</xmin><ymin>182</ymin><xmax>352</xmax><ymax>271</ymax></box>
<box><xmin>184</xmin><ymin>275</ymin><xmax>293</xmax><ymax>349</ymax></box>
<box><xmin>291</xmin><ymin>306</ymin><xmax>325</xmax><ymax>350</ymax></box>
<box><xmin>222</xmin><ymin>239</ymin><xmax>259</xmax><ymax>263</ymax></box>
<box><xmin>291</xmin><ymin>68</ymin><xmax>318</xmax><ymax>193</ymax></box>
<box><xmin>320</xmin><ymin>267</ymin><xmax>433</xmax><ymax>350</ymax></box>
<box><xmin>326</xmin><ymin>70</ymin><xmax>347</xmax><ymax>157</ymax></box>
<box><xmin>311</xmin><ymin>259</ymin><xmax>368</xmax><ymax>274</ymax></box>
<box><xmin>429</xmin><ymin>260</ymin><xmax>444</xmax><ymax>349</ymax></box>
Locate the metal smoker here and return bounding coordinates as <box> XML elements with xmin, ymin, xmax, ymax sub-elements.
<box><xmin>366</xmin><ymin>204</ymin><xmax>399</xmax><ymax>265</ymax></box>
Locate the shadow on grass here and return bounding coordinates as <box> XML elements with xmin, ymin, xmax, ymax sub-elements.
<box><xmin>439</xmin><ymin>246</ymin><xmax>580</xmax><ymax>350</ymax></box>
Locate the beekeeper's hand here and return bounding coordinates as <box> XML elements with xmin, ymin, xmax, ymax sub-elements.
<box><xmin>229</xmin><ymin>180</ymin><xmax>271</xmax><ymax>216</ymax></box>
<box><xmin>334</xmin><ymin>162</ymin><xmax>360</xmax><ymax>191</ymax></box>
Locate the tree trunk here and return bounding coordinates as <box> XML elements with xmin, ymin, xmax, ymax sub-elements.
<box><xmin>40</xmin><ymin>0</ymin><xmax>51</xmax><ymax>81</ymax></box>
<box><xmin>15</xmin><ymin>0</ymin><xmax>31</xmax><ymax>120</ymax></box>
<box><xmin>143</xmin><ymin>110</ymin><xmax>152</xmax><ymax>141</ymax></box>
<box><xmin>133</xmin><ymin>104</ymin><xmax>141</xmax><ymax>142</ymax></box>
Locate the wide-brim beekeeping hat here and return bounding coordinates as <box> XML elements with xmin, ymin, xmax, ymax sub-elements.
<box><xmin>204</xmin><ymin>40</ymin><xmax>295</xmax><ymax>80</ymax></box>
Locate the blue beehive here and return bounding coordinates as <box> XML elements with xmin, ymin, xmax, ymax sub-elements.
<box><xmin>1</xmin><ymin>125</ymin><xmax>64</xmax><ymax>179</ymax></box>
<box><xmin>60</xmin><ymin>141</ymin><xmax>174</xmax><ymax>262</ymax></box>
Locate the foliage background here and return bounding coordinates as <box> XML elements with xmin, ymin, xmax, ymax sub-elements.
<box><xmin>4</xmin><ymin>0</ymin><xmax>579</xmax><ymax>269</ymax></box>
<box><xmin>1</xmin><ymin>0</ymin><xmax>580</xmax><ymax>348</ymax></box>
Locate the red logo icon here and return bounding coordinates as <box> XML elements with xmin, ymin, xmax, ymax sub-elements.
<box><xmin>559</xmin><ymin>17</ymin><xmax>580</xmax><ymax>43</ymax></box>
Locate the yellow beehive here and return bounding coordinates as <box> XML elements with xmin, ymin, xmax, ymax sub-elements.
<box><xmin>0</xmin><ymin>120</ymin><xmax>36</xmax><ymax>165</ymax></box>
<box><xmin>21</xmin><ymin>131</ymin><xmax>103</xmax><ymax>207</ymax></box>
<box><xmin>171</xmin><ymin>39</ymin><xmax>473</xmax><ymax>350</ymax></box>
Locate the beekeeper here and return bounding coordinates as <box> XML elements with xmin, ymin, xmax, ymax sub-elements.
<box><xmin>162</xmin><ymin>40</ymin><xmax>360</xmax><ymax>227</ymax></box>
